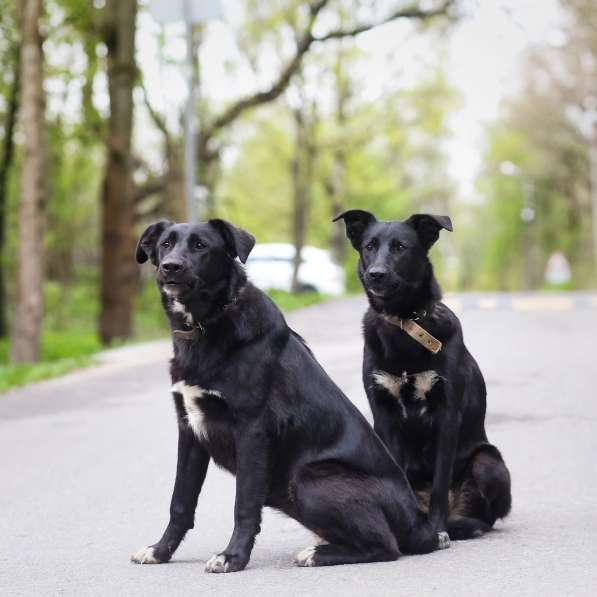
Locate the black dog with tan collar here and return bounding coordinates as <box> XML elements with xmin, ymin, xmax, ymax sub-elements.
<box><xmin>334</xmin><ymin>209</ymin><xmax>512</xmax><ymax>540</ymax></box>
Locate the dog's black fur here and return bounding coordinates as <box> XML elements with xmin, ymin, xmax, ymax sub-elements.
<box><xmin>335</xmin><ymin>209</ymin><xmax>512</xmax><ymax>540</ymax></box>
<box><xmin>131</xmin><ymin>219</ymin><xmax>447</xmax><ymax>573</ymax></box>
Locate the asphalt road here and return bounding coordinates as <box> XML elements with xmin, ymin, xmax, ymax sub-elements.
<box><xmin>1</xmin><ymin>293</ymin><xmax>596</xmax><ymax>597</ymax></box>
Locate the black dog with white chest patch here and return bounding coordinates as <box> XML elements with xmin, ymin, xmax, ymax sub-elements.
<box><xmin>335</xmin><ymin>210</ymin><xmax>511</xmax><ymax>540</ymax></box>
<box><xmin>131</xmin><ymin>219</ymin><xmax>448</xmax><ymax>573</ymax></box>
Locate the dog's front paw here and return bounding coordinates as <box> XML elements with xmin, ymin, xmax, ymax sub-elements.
<box><xmin>205</xmin><ymin>553</ymin><xmax>247</xmax><ymax>573</ymax></box>
<box><xmin>131</xmin><ymin>546</ymin><xmax>163</xmax><ymax>564</ymax></box>
<box><xmin>437</xmin><ymin>531</ymin><xmax>451</xmax><ymax>550</ymax></box>
<box><xmin>294</xmin><ymin>545</ymin><xmax>317</xmax><ymax>567</ymax></box>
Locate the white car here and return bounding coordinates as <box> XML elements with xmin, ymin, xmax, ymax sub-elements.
<box><xmin>245</xmin><ymin>243</ymin><xmax>345</xmax><ymax>296</ymax></box>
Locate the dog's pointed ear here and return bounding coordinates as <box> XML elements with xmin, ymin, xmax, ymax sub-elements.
<box><xmin>135</xmin><ymin>220</ymin><xmax>173</xmax><ymax>265</ymax></box>
<box><xmin>405</xmin><ymin>214</ymin><xmax>453</xmax><ymax>250</ymax></box>
<box><xmin>332</xmin><ymin>209</ymin><xmax>377</xmax><ymax>249</ymax></box>
<box><xmin>209</xmin><ymin>219</ymin><xmax>256</xmax><ymax>264</ymax></box>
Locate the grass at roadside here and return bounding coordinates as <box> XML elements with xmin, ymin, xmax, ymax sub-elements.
<box><xmin>0</xmin><ymin>288</ymin><xmax>326</xmax><ymax>394</ymax></box>
<box><xmin>0</xmin><ymin>331</ymin><xmax>102</xmax><ymax>394</ymax></box>
<box><xmin>266</xmin><ymin>289</ymin><xmax>325</xmax><ymax>311</ymax></box>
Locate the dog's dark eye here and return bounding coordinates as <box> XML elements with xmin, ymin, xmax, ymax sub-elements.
<box><xmin>195</xmin><ymin>241</ymin><xmax>205</xmax><ymax>249</ymax></box>
<box><xmin>365</xmin><ymin>243</ymin><xmax>375</xmax><ymax>251</ymax></box>
<box><xmin>161</xmin><ymin>240</ymin><xmax>170</xmax><ymax>248</ymax></box>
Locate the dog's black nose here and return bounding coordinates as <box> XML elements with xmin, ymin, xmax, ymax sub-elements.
<box><xmin>161</xmin><ymin>260</ymin><xmax>184</xmax><ymax>273</ymax></box>
<box><xmin>368</xmin><ymin>268</ymin><xmax>387</xmax><ymax>280</ymax></box>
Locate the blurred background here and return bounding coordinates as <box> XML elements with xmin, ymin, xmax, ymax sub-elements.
<box><xmin>1</xmin><ymin>0</ymin><xmax>596</xmax><ymax>390</ymax></box>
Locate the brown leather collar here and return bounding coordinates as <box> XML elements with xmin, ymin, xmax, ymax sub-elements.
<box><xmin>381</xmin><ymin>314</ymin><xmax>442</xmax><ymax>354</ymax></box>
<box><xmin>171</xmin><ymin>285</ymin><xmax>246</xmax><ymax>342</ymax></box>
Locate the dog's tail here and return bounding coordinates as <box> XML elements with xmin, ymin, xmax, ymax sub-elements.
<box><xmin>471</xmin><ymin>444</ymin><xmax>512</xmax><ymax>522</ymax></box>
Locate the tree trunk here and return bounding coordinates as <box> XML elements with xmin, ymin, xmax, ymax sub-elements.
<box><xmin>99</xmin><ymin>0</ymin><xmax>138</xmax><ymax>344</ymax></box>
<box><xmin>11</xmin><ymin>0</ymin><xmax>47</xmax><ymax>363</ymax></box>
<box><xmin>290</xmin><ymin>104</ymin><xmax>317</xmax><ymax>294</ymax></box>
<box><xmin>165</xmin><ymin>140</ymin><xmax>186</xmax><ymax>222</ymax></box>
<box><xmin>589</xmin><ymin>126</ymin><xmax>597</xmax><ymax>285</ymax></box>
<box><xmin>328</xmin><ymin>46</ymin><xmax>350</xmax><ymax>265</ymax></box>
<box><xmin>197</xmin><ymin>148</ymin><xmax>221</xmax><ymax>219</ymax></box>
<box><xmin>0</xmin><ymin>44</ymin><xmax>20</xmax><ymax>338</ymax></box>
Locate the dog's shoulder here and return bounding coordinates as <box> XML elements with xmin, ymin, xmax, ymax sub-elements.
<box><xmin>430</xmin><ymin>301</ymin><xmax>462</xmax><ymax>339</ymax></box>
<box><xmin>219</xmin><ymin>281</ymin><xmax>288</xmax><ymax>345</ymax></box>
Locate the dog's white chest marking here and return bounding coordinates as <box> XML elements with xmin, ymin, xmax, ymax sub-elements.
<box><xmin>171</xmin><ymin>381</ymin><xmax>222</xmax><ymax>439</ymax></box>
<box><xmin>169</xmin><ymin>300</ymin><xmax>193</xmax><ymax>325</ymax></box>
<box><xmin>372</xmin><ymin>370</ymin><xmax>440</xmax><ymax>419</ymax></box>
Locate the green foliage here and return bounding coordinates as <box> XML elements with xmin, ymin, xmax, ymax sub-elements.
<box><xmin>0</xmin><ymin>280</ymin><xmax>325</xmax><ymax>393</ymax></box>
<box><xmin>220</xmin><ymin>67</ymin><xmax>459</xmax><ymax>252</ymax></box>
<box><xmin>134</xmin><ymin>278</ymin><xmax>169</xmax><ymax>339</ymax></box>
<box><xmin>266</xmin><ymin>289</ymin><xmax>324</xmax><ymax>311</ymax></box>
<box><xmin>220</xmin><ymin>109</ymin><xmax>294</xmax><ymax>240</ymax></box>
<box><xmin>1</xmin><ymin>276</ymin><xmax>102</xmax><ymax>394</ymax></box>
<box><xmin>470</xmin><ymin>0</ymin><xmax>597</xmax><ymax>292</ymax></box>
<box><xmin>0</xmin><ymin>356</ymin><xmax>94</xmax><ymax>394</ymax></box>
<box><xmin>0</xmin><ymin>0</ymin><xmax>461</xmax><ymax>390</ymax></box>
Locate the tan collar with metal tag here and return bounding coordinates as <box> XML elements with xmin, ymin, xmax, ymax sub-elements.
<box><xmin>382</xmin><ymin>315</ymin><xmax>443</xmax><ymax>354</ymax></box>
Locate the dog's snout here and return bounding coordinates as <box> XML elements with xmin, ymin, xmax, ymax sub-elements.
<box><xmin>368</xmin><ymin>268</ymin><xmax>387</xmax><ymax>280</ymax></box>
<box><xmin>161</xmin><ymin>260</ymin><xmax>184</xmax><ymax>274</ymax></box>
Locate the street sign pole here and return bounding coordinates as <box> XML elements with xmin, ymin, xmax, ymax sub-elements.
<box><xmin>184</xmin><ymin>0</ymin><xmax>197</xmax><ymax>223</ymax></box>
<box><xmin>149</xmin><ymin>0</ymin><xmax>222</xmax><ymax>223</ymax></box>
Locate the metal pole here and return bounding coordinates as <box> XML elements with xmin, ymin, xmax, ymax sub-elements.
<box><xmin>184</xmin><ymin>0</ymin><xmax>197</xmax><ymax>223</ymax></box>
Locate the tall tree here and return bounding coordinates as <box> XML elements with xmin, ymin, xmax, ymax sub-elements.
<box><xmin>290</xmin><ymin>97</ymin><xmax>318</xmax><ymax>292</ymax></box>
<box><xmin>221</xmin><ymin>65</ymin><xmax>460</xmax><ymax>272</ymax></box>
<box><xmin>197</xmin><ymin>0</ymin><xmax>456</xmax><ymax>215</ymax></box>
<box><xmin>11</xmin><ymin>0</ymin><xmax>47</xmax><ymax>363</ymax></box>
<box><xmin>471</xmin><ymin>0</ymin><xmax>597</xmax><ymax>290</ymax></box>
<box><xmin>98</xmin><ymin>0</ymin><xmax>138</xmax><ymax>344</ymax></box>
<box><xmin>0</xmin><ymin>4</ymin><xmax>20</xmax><ymax>338</ymax></box>
<box><xmin>103</xmin><ymin>0</ymin><xmax>454</xmax><ymax>341</ymax></box>
<box><xmin>326</xmin><ymin>41</ymin><xmax>353</xmax><ymax>264</ymax></box>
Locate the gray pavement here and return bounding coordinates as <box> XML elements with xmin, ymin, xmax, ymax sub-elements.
<box><xmin>1</xmin><ymin>293</ymin><xmax>596</xmax><ymax>597</ymax></box>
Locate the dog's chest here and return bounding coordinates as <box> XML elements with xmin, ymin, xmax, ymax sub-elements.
<box><xmin>372</xmin><ymin>370</ymin><xmax>442</xmax><ymax>423</ymax></box>
<box><xmin>171</xmin><ymin>381</ymin><xmax>236</xmax><ymax>469</ymax></box>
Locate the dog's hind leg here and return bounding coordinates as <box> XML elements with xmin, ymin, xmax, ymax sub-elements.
<box><xmin>131</xmin><ymin>422</ymin><xmax>210</xmax><ymax>564</ymax></box>
<box><xmin>295</xmin><ymin>543</ymin><xmax>398</xmax><ymax>568</ymax></box>
<box><xmin>445</xmin><ymin>445</ymin><xmax>511</xmax><ymax>540</ymax></box>
<box><xmin>291</xmin><ymin>466</ymin><xmax>401</xmax><ymax>567</ymax></box>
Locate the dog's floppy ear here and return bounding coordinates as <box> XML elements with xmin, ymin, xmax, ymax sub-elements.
<box><xmin>332</xmin><ymin>209</ymin><xmax>377</xmax><ymax>249</ymax></box>
<box><xmin>405</xmin><ymin>214</ymin><xmax>453</xmax><ymax>250</ymax></box>
<box><xmin>209</xmin><ymin>218</ymin><xmax>256</xmax><ymax>264</ymax></box>
<box><xmin>135</xmin><ymin>220</ymin><xmax>173</xmax><ymax>265</ymax></box>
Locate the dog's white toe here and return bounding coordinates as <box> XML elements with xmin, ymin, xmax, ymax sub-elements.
<box><xmin>437</xmin><ymin>532</ymin><xmax>451</xmax><ymax>550</ymax></box>
<box><xmin>205</xmin><ymin>553</ymin><xmax>229</xmax><ymax>573</ymax></box>
<box><xmin>294</xmin><ymin>545</ymin><xmax>317</xmax><ymax>567</ymax></box>
<box><xmin>131</xmin><ymin>546</ymin><xmax>160</xmax><ymax>564</ymax></box>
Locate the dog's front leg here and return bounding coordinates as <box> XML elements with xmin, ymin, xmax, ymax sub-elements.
<box><xmin>370</xmin><ymin>395</ymin><xmax>406</xmax><ymax>468</ymax></box>
<box><xmin>205</xmin><ymin>422</ymin><xmax>269</xmax><ymax>574</ymax></box>
<box><xmin>132</xmin><ymin>420</ymin><xmax>210</xmax><ymax>564</ymax></box>
<box><xmin>428</xmin><ymin>406</ymin><xmax>460</xmax><ymax>534</ymax></box>
<box><xmin>363</xmin><ymin>347</ymin><xmax>406</xmax><ymax>467</ymax></box>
